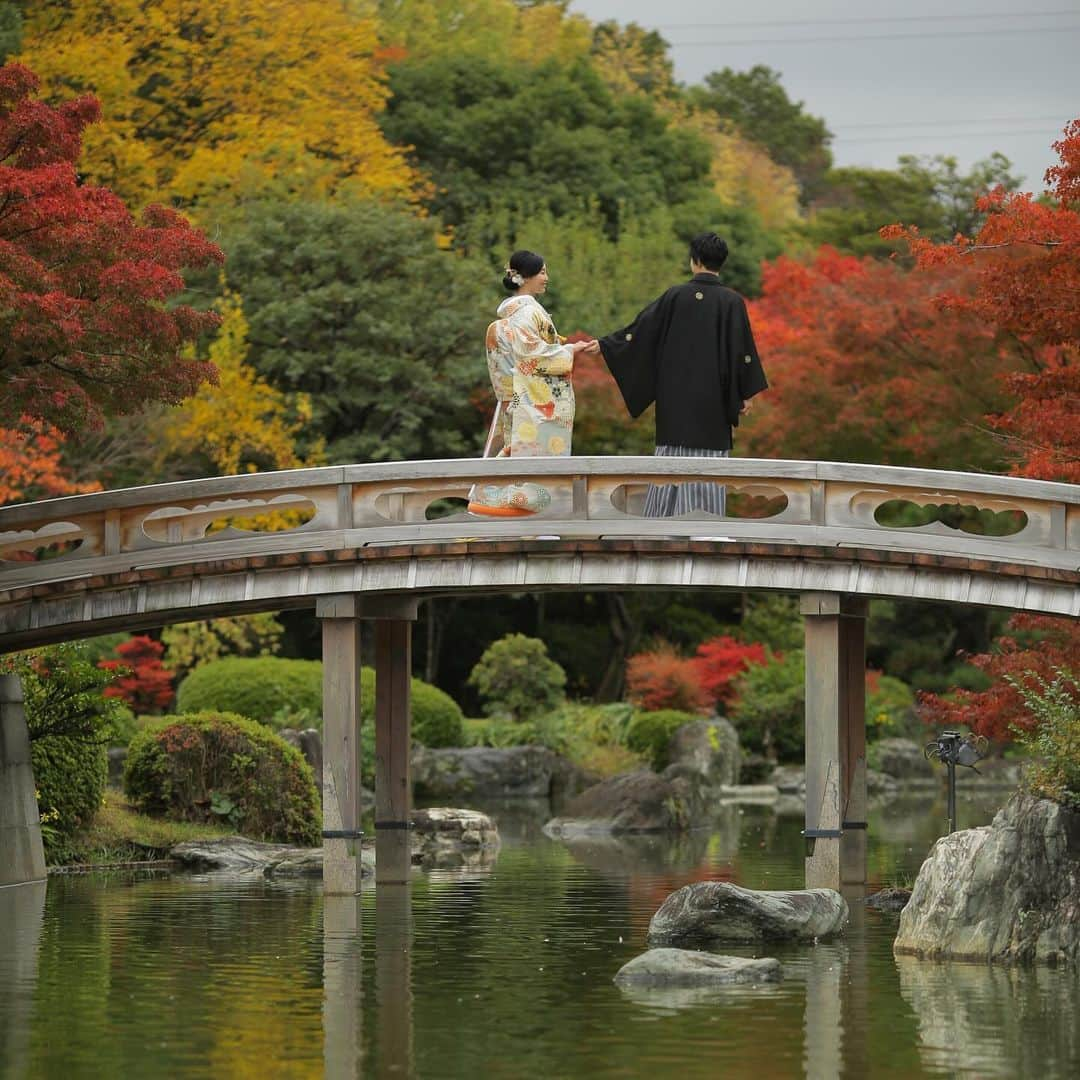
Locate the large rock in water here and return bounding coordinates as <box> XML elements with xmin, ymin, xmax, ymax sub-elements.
<box><xmin>543</xmin><ymin>769</ymin><xmax>704</xmax><ymax>837</ymax></box>
<box><xmin>667</xmin><ymin>718</ymin><xmax>741</xmax><ymax>789</ymax></box>
<box><xmin>647</xmin><ymin>881</ymin><xmax>849</xmax><ymax>945</ymax></box>
<box><xmin>613</xmin><ymin>948</ymin><xmax>782</xmax><ymax>987</ymax></box>
<box><xmin>412</xmin><ymin>745</ymin><xmax>585</xmax><ymax>800</ymax></box>
<box><xmin>894</xmin><ymin>793</ymin><xmax>1080</xmax><ymax>966</ymax></box>
<box><xmin>411</xmin><ymin>807</ymin><xmax>500</xmax><ymax>869</ymax></box>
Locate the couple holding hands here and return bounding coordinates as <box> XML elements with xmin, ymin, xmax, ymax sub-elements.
<box><xmin>467</xmin><ymin>233</ymin><xmax>768</xmax><ymax>520</ymax></box>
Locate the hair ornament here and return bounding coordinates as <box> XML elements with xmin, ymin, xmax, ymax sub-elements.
<box><xmin>504</xmin><ymin>267</ymin><xmax>525</xmax><ymax>287</ymax></box>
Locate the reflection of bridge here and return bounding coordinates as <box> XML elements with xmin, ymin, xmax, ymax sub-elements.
<box><xmin>2</xmin><ymin>458</ymin><xmax>1078</xmax><ymax>893</ymax></box>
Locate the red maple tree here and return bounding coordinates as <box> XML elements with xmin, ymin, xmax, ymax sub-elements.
<box><xmin>742</xmin><ymin>247</ymin><xmax>1021</xmax><ymax>472</ymax></box>
<box><xmin>692</xmin><ymin>635</ymin><xmax>770</xmax><ymax>708</ymax></box>
<box><xmin>99</xmin><ymin>635</ymin><xmax>174</xmax><ymax>713</ymax></box>
<box><xmin>625</xmin><ymin>646</ymin><xmax>709</xmax><ymax>714</ymax></box>
<box><xmin>0</xmin><ymin>63</ymin><xmax>223</xmax><ymax>435</ymax></box>
<box><xmin>891</xmin><ymin>120</ymin><xmax>1080</xmax><ymax>741</ymax></box>
<box><xmin>0</xmin><ymin>415</ymin><xmax>98</xmax><ymax>505</ymax></box>
<box><xmin>883</xmin><ymin>119</ymin><xmax>1080</xmax><ymax>482</ymax></box>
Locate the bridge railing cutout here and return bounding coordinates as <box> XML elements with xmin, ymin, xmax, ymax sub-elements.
<box><xmin>0</xmin><ymin>458</ymin><xmax>1076</xmax><ymax>586</ymax></box>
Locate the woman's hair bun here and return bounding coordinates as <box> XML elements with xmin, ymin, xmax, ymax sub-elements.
<box><xmin>502</xmin><ymin>249</ymin><xmax>544</xmax><ymax>292</ymax></box>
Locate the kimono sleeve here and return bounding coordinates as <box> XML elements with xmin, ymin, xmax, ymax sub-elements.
<box><xmin>598</xmin><ymin>290</ymin><xmax>672</xmax><ymax>418</ymax></box>
<box><xmin>510</xmin><ymin>309</ymin><xmax>574</xmax><ymax>376</ymax></box>
<box><xmin>725</xmin><ymin>295</ymin><xmax>768</xmax><ymax>428</ymax></box>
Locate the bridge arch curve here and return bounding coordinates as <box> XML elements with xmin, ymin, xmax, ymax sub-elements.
<box><xmin>1</xmin><ymin>457</ymin><xmax>1077</xmax><ymax>651</ymax></box>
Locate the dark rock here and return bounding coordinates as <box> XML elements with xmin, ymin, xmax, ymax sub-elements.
<box><xmin>895</xmin><ymin>793</ymin><xmax>1080</xmax><ymax>966</ymax></box>
<box><xmin>769</xmin><ymin>765</ymin><xmax>805</xmax><ymax>795</ymax></box>
<box><xmin>739</xmin><ymin>753</ymin><xmax>773</xmax><ymax>785</ymax></box>
<box><xmin>866</xmin><ymin>887</ymin><xmax>912</xmax><ymax>912</ymax></box>
<box><xmin>412</xmin><ymin>745</ymin><xmax>587</xmax><ymax>801</ymax></box>
<box><xmin>870</xmin><ymin>738</ymin><xmax>935</xmax><ymax>781</ymax></box>
<box><xmin>647</xmin><ymin>881</ymin><xmax>849</xmax><ymax>946</ymax></box>
<box><xmin>667</xmin><ymin>718</ymin><xmax>741</xmax><ymax>789</ymax></box>
<box><xmin>543</xmin><ymin>769</ymin><xmax>703</xmax><ymax>837</ymax></box>
<box><xmin>613</xmin><ymin>948</ymin><xmax>782</xmax><ymax>987</ymax></box>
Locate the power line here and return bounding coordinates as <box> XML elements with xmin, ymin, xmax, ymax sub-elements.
<box><xmin>832</xmin><ymin>114</ymin><xmax>1072</xmax><ymax>131</ymax></box>
<box><xmin>653</xmin><ymin>10</ymin><xmax>1079</xmax><ymax>31</ymax></box>
<box><xmin>668</xmin><ymin>25</ymin><xmax>1080</xmax><ymax>47</ymax></box>
<box><xmin>833</xmin><ymin>129</ymin><xmax>1063</xmax><ymax>143</ymax></box>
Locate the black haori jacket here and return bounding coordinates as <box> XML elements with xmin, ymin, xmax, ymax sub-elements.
<box><xmin>598</xmin><ymin>273</ymin><xmax>768</xmax><ymax>451</ymax></box>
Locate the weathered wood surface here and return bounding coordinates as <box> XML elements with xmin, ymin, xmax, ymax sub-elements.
<box><xmin>1</xmin><ymin>458</ymin><xmax>1077</xmax><ymax>650</ymax></box>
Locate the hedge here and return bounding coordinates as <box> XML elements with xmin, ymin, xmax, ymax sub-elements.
<box><xmin>31</xmin><ymin>735</ymin><xmax>107</xmax><ymax>859</ymax></box>
<box><xmin>123</xmin><ymin>711</ymin><xmax>321</xmax><ymax>845</ymax></box>
<box><xmin>175</xmin><ymin>657</ymin><xmax>322</xmax><ymax>726</ymax></box>
<box><xmin>175</xmin><ymin>657</ymin><xmax>464</xmax><ymax>748</ymax></box>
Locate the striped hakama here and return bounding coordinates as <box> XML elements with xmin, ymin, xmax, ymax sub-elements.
<box><xmin>643</xmin><ymin>445</ymin><xmax>729</xmax><ymax>518</ymax></box>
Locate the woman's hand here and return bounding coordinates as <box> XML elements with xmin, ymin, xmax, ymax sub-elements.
<box><xmin>571</xmin><ymin>339</ymin><xmax>599</xmax><ymax>355</ymax></box>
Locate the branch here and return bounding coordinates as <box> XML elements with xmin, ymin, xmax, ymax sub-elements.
<box><xmin>959</xmin><ymin>240</ymin><xmax>1065</xmax><ymax>254</ymax></box>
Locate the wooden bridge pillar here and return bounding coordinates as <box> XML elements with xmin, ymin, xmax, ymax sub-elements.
<box><xmin>370</xmin><ymin>600</ymin><xmax>419</xmax><ymax>885</ymax></box>
<box><xmin>318</xmin><ymin>597</ymin><xmax>365</xmax><ymax>895</ymax></box>
<box><xmin>0</xmin><ymin>674</ymin><xmax>47</xmax><ymax>888</ymax></box>
<box><xmin>800</xmin><ymin>593</ymin><xmax>869</xmax><ymax>891</ymax></box>
<box><xmin>317</xmin><ymin>595</ymin><xmax>419</xmax><ymax>893</ymax></box>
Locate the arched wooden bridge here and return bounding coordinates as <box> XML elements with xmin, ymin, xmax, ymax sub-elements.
<box><xmin>2</xmin><ymin>458</ymin><xmax>1078</xmax><ymax>893</ymax></box>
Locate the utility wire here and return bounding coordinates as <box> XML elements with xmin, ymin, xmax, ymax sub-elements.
<box><xmin>832</xmin><ymin>115</ymin><xmax>1072</xmax><ymax>130</ymax></box>
<box><xmin>833</xmin><ymin>129</ymin><xmax>1063</xmax><ymax>143</ymax></box>
<box><xmin>653</xmin><ymin>10</ymin><xmax>1080</xmax><ymax>31</ymax></box>
<box><xmin>668</xmin><ymin>26</ymin><xmax>1080</xmax><ymax>47</ymax></box>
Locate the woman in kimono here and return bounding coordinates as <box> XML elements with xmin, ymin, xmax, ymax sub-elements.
<box><xmin>468</xmin><ymin>250</ymin><xmax>593</xmax><ymax>517</ymax></box>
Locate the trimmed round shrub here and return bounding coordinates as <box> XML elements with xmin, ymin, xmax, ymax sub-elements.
<box><xmin>31</xmin><ymin>735</ymin><xmax>107</xmax><ymax>858</ymax></box>
<box><xmin>467</xmin><ymin>633</ymin><xmax>567</xmax><ymax>720</ymax></box>
<box><xmin>176</xmin><ymin>657</ymin><xmax>322</xmax><ymax>726</ymax></box>
<box><xmin>625</xmin><ymin>709</ymin><xmax>699</xmax><ymax>772</ymax></box>
<box><xmin>123</xmin><ymin>711</ymin><xmax>320</xmax><ymax>845</ymax></box>
<box><xmin>176</xmin><ymin>658</ymin><xmax>464</xmax><ymax>747</ymax></box>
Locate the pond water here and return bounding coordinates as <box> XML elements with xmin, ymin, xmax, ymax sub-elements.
<box><xmin>2</xmin><ymin>782</ymin><xmax>1078</xmax><ymax>1079</ymax></box>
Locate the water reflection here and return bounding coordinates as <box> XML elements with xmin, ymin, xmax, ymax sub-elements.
<box><xmin>0</xmin><ymin>881</ymin><xmax>46</xmax><ymax>1077</ymax></box>
<box><xmin>323</xmin><ymin>894</ymin><xmax>363</xmax><ymax>1079</ymax></box>
<box><xmin>897</xmin><ymin>954</ymin><xmax>1080</xmax><ymax>1077</ymax></box>
<box><xmin>375</xmin><ymin>884</ymin><xmax>413</xmax><ymax>1079</ymax></box>
<box><xmin>3</xmin><ymin>788</ymin><xmax>1078</xmax><ymax>1078</ymax></box>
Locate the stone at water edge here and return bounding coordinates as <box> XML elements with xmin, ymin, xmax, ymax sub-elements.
<box><xmin>543</xmin><ymin>769</ymin><xmax>703</xmax><ymax>837</ymax></box>
<box><xmin>614</xmin><ymin>948</ymin><xmax>782</xmax><ymax>987</ymax></box>
<box><xmin>869</xmin><ymin>738</ymin><xmax>935</xmax><ymax>781</ymax></box>
<box><xmin>866</xmin><ymin>887</ymin><xmax>912</xmax><ymax>912</ymax></box>
<box><xmin>894</xmin><ymin>792</ymin><xmax>1080</xmax><ymax>966</ymax></box>
<box><xmin>647</xmin><ymin>881</ymin><xmax>849</xmax><ymax>946</ymax></box>
<box><xmin>666</xmin><ymin>717</ymin><xmax>741</xmax><ymax>789</ymax></box>
<box><xmin>411</xmin><ymin>807</ymin><xmax>500</xmax><ymax>868</ymax></box>
<box><xmin>412</xmin><ymin>745</ymin><xmax>587</xmax><ymax>800</ymax></box>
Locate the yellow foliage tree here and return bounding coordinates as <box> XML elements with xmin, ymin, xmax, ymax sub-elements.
<box><xmin>376</xmin><ymin>0</ymin><xmax>591</xmax><ymax>65</ymax></box>
<box><xmin>19</xmin><ymin>0</ymin><xmax>417</xmax><ymax>208</ymax></box>
<box><xmin>157</xmin><ymin>293</ymin><xmax>324</xmax><ymax>479</ymax></box>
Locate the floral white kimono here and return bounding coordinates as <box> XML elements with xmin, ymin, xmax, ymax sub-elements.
<box><xmin>469</xmin><ymin>295</ymin><xmax>575</xmax><ymax>517</ymax></box>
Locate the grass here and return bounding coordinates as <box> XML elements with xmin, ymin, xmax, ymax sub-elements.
<box><xmin>57</xmin><ymin>789</ymin><xmax>233</xmax><ymax>868</ymax></box>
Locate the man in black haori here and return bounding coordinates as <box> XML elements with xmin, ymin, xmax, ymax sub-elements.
<box><xmin>590</xmin><ymin>232</ymin><xmax>768</xmax><ymax>519</ymax></box>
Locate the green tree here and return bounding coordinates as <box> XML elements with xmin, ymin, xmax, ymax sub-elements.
<box><xmin>807</xmin><ymin>153</ymin><xmax>1022</xmax><ymax>257</ymax></box>
<box><xmin>382</xmin><ymin>54</ymin><xmax>714</xmax><ymax>238</ymax></box>
<box><xmin>690</xmin><ymin>64</ymin><xmax>833</xmax><ymax>201</ymax></box>
<box><xmin>218</xmin><ymin>198</ymin><xmax>490</xmax><ymax>462</ymax></box>
<box><xmin>0</xmin><ymin>2</ymin><xmax>21</xmax><ymax>62</ymax></box>
<box><xmin>468</xmin><ymin>633</ymin><xmax>567</xmax><ymax>721</ymax></box>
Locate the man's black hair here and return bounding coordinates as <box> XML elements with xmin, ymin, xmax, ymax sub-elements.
<box><xmin>689</xmin><ymin>233</ymin><xmax>729</xmax><ymax>272</ymax></box>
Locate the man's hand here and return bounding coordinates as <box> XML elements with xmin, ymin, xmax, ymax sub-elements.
<box><xmin>740</xmin><ymin>398</ymin><xmax>754</xmax><ymax>415</ymax></box>
<box><xmin>571</xmin><ymin>339</ymin><xmax>600</xmax><ymax>356</ymax></box>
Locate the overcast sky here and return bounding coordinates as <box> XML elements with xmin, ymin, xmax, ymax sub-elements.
<box><xmin>569</xmin><ymin>0</ymin><xmax>1080</xmax><ymax>189</ymax></box>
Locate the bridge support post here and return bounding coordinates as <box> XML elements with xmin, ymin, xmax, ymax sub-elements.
<box><xmin>0</xmin><ymin>674</ymin><xmax>47</xmax><ymax>888</ymax></box>
<box><xmin>800</xmin><ymin>593</ymin><xmax>868</xmax><ymax>891</ymax></box>
<box><xmin>369</xmin><ymin>600</ymin><xmax>419</xmax><ymax>886</ymax></box>
<box><xmin>318</xmin><ymin>597</ymin><xmax>365</xmax><ymax>895</ymax></box>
